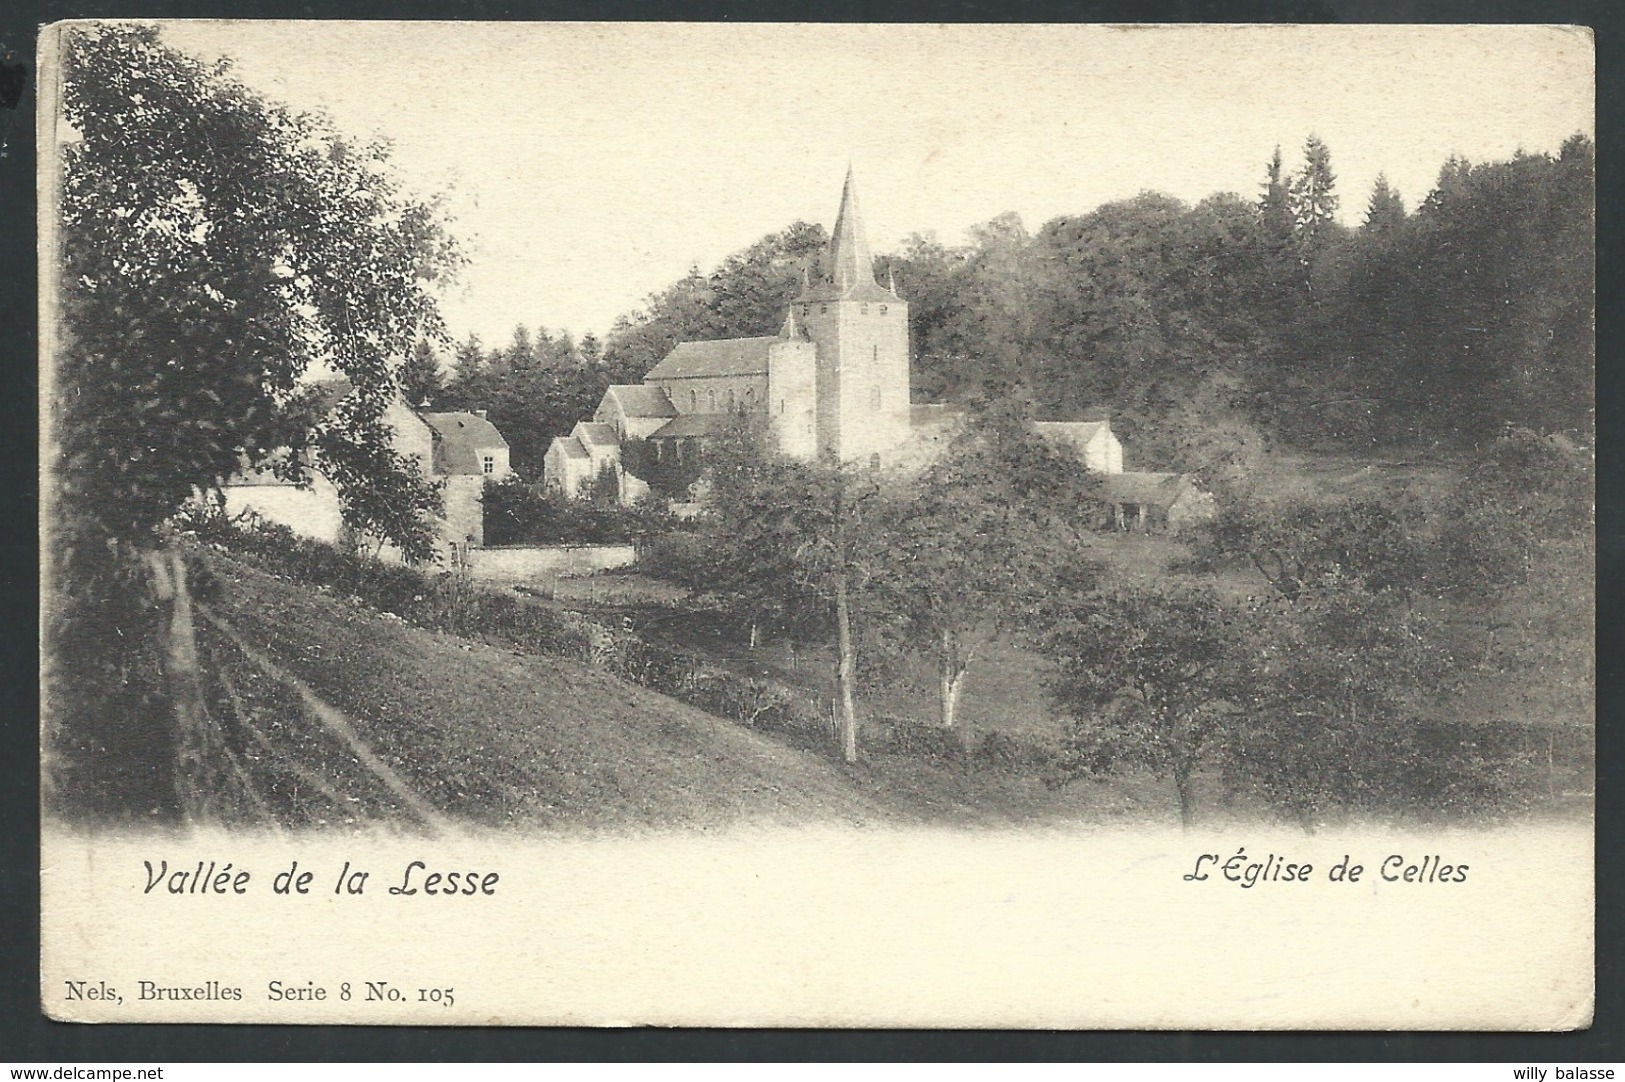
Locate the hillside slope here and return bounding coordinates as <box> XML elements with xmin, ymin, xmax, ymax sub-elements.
<box><xmin>203</xmin><ymin>556</ymin><xmax>927</xmax><ymax>830</ymax></box>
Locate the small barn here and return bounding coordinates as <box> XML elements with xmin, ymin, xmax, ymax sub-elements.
<box><xmin>1098</xmin><ymin>472</ymin><xmax>1216</xmax><ymax>533</ymax></box>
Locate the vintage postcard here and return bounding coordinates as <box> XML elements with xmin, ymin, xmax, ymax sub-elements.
<box><xmin>38</xmin><ymin>21</ymin><xmax>1594</xmax><ymax>1028</ymax></box>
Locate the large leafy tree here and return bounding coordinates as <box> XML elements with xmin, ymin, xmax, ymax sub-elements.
<box><xmin>1039</xmin><ymin>582</ymin><xmax>1258</xmax><ymax>830</ymax></box>
<box><xmin>49</xmin><ymin>24</ymin><xmax>460</xmax><ymax>816</ymax></box>
<box><xmin>866</xmin><ymin>411</ymin><xmax>1099</xmax><ymax>734</ymax></box>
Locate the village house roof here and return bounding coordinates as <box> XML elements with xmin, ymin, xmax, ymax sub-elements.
<box><xmin>549</xmin><ymin>435</ymin><xmax>589</xmax><ymax>461</ymax></box>
<box><xmin>1032</xmin><ymin>420</ymin><xmax>1112</xmax><ymax>447</ymax></box>
<box><xmin>648</xmin><ymin>413</ymin><xmax>737</xmax><ymax>440</ymax></box>
<box><xmin>605</xmin><ymin>384</ymin><xmax>677</xmax><ymax>418</ymax></box>
<box><xmin>910</xmin><ymin>403</ymin><xmax>967</xmax><ymax>428</ymax></box>
<box><xmin>1098</xmin><ymin>471</ymin><xmax>1192</xmax><ymax>507</ymax></box>
<box><xmin>422</xmin><ymin>412</ymin><xmax>508</xmax><ymax>475</ymax></box>
<box><xmin>572</xmin><ymin>421</ymin><xmax>620</xmax><ymax>448</ymax></box>
<box><xmin>644</xmin><ymin>337</ymin><xmax>781</xmax><ymax>381</ymax></box>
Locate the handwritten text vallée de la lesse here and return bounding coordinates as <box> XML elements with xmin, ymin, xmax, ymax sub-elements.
<box><xmin>139</xmin><ymin>859</ymin><xmax>498</xmax><ymax>897</ymax></box>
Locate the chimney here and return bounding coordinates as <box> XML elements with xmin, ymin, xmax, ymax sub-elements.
<box><xmin>475</xmin><ymin>409</ymin><xmax>487</xmax><ymax>420</ymax></box>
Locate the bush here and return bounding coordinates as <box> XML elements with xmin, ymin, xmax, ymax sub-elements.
<box><xmin>977</xmin><ymin>729</ymin><xmax>1058</xmax><ymax>774</ymax></box>
<box><xmin>483</xmin><ymin>477</ymin><xmax>679</xmax><ymax>546</ymax></box>
<box><xmin>1222</xmin><ymin>715</ymin><xmax>1541</xmax><ymax>825</ymax></box>
<box><xmin>862</xmin><ymin>715</ymin><xmax>963</xmax><ymax>760</ymax></box>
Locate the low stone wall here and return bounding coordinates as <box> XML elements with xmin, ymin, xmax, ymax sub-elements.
<box><xmin>468</xmin><ymin>544</ymin><xmax>637</xmax><ymax>583</ymax></box>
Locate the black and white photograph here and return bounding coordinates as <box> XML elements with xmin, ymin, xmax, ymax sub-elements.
<box><xmin>38</xmin><ymin>21</ymin><xmax>1595</xmax><ymax>1028</ymax></box>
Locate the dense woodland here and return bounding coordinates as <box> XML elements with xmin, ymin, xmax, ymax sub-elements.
<box><xmin>431</xmin><ymin>134</ymin><xmax>1593</xmax><ymax>478</ymax></box>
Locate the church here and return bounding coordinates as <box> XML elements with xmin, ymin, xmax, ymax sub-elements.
<box><xmin>546</xmin><ymin>169</ymin><xmax>930</xmax><ymax>498</ymax></box>
<box><xmin>544</xmin><ymin>169</ymin><xmax>1134</xmax><ymax>505</ymax></box>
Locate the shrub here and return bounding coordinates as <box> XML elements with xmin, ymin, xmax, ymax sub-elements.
<box><xmin>862</xmin><ymin>715</ymin><xmax>963</xmax><ymax>760</ymax></box>
<box><xmin>483</xmin><ymin>477</ymin><xmax>679</xmax><ymax>546</ymax></box>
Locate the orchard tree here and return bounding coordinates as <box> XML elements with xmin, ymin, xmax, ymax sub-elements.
<box><xmin>1038</xmin><ymin>583</ymin><xmax>1257</xmax><ymax>830</ymax></box>
<box><xmin>48</xmin><ymin>24</ymin><xmax>461</xmax><ymax>816</ymax></box>
<box><xmin>867</xmin><ymin>412</ymin><xmax>1099</xmax><ymax>735</ymax></box>
<box><xmin>663</xmin><ymin>420</ymin><xmax>879</xmax><ymax>762</ymax></box>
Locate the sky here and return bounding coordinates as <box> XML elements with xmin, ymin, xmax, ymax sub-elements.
<box><xmin>154</xmin><ymin>22</ymin><xmax>1594</xmax><ymax>348</ymax></box>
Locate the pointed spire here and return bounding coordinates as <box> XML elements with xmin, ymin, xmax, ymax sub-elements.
<box><xmin>887</xmin><ymin>265</ymin><xmax>897</xmax><ymax>294</ymax></box>
<box><xmin>826</xmin><ymin>165</ymin><xmax>877</xmax><ymax>295</ymax></box>
<box><xmin>780</xmin><ymin>306</ymin><xmax>801</xmax><ymax>339</ymax></box>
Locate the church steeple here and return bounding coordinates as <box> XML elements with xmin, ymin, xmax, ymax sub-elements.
<box><xmin>798</xmin><ymin>167</ymin><xmax>895</xmax><ymax>303</ymax></box>
<box><xmin>826</xmin><ymin>166</ymin><xmax>877</xmax><ymax>294</ymax></box>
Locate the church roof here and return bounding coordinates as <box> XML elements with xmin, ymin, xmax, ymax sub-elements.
<box><xmin>796</xmin><ymin>168</ymin><xmax>904</xmax><ymax>304</ymax></box>
<box><xmin>647</xmin><ymin>413</ymin><xmax>737</xmax><ymax>440</ymax></box>
<box><xmin>422</xmin><ymin>412</ymin><xmax>509</xmax><ymax>474</ymax></box>
<box><xmin>645</xmin><ymin>337</ymin><xmax>780</xmax><ymax>380</ymax></box>
<box><xmin>605</xmin><ymin>384</ymin><xmax>677</xmax><ymax>418</ymax></box>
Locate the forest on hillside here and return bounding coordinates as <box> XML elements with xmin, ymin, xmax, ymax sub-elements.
<box><xmin>427</xmin><ymin>135</ymin><xmax>1594</xmax><ymax>477</ymax></box>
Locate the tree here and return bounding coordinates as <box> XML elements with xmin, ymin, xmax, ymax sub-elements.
<box><xmin>1289</xmin><ymin>134</ymin><xmax>1340</xmax><ymax>250</ymax></box>
<box><xmin>658</xmin><ymin>421</ymin><xmax>878</xmax><ymax>762</ymax></box>
<box><xmin>49</xmin><ymin>24</ymin><xmax>460</xmax><ymax>816</ymax></box>
<box><xmin>603</xmin><ymin>221</ymin><xmax>828</xmax><ymax>381</ymax></box>
<box><xmin>867</xmin><ymin>412</ymin><xmax>1099</xmax><ymax>735</ymax></box>
<box><xmin>399</xmin><ymin>337</ymin><xmax>445</xmax><ymax>408</ymax></box>
<box><xmin>1228</xmin><ymin>575</ymin><xmax>1448</xmax><ymax>829</ymax></box>
<box><xmin>1362</xmin><ymin>173</ymin><xmax>1406</xmax><ymax>233</ymax></box>
<box><xmin>1259</xmin><ymin>145</ymin><xmax>1295</xmax><ymax>243</ymax></box>
<box><xmin>1039</xmin><ymin>583</ymin><xmax>1257</xmax><ymax>829</ymax></box>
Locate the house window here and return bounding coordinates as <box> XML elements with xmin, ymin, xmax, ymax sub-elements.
<box><xmin>820</xmin><ymin>305</ymin><xmax>827</xmax><ymax>314</ymax></box>
<box><xmin>779</xmin><ymin>399</ymin><xmax>786</xmax><ymax>415</ymax></box>
<box><xmin>482</xmin><ymin>455</ymin><xmax>495</xmax><ymax>475</ymax></box>
<box><xmin>869</xmin><ymin>453</ymin><xmax>881</xmax><ymax>470</ymax></box>
<box><xmin>879</xmin><ymin>305</ymin><xmax>888</xmax><ymax>315</ymax></box>
<box><xmin>803</xmin><ymin>305</ymin><xmax>810</xmax><ymax>317</ymax></box>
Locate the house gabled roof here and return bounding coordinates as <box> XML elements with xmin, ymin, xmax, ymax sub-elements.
<box><xmin>1099</xmin><ymin>471</ymin><xmax>1191</xmax><ymax>506</ymax></box>
<box><xmin>549</xmin><ymin>435</ymin><xmax>589</xmax><ymax>461</ymax></box>
<box><xmin>422</xmin><ymin>412</ymin><xmax>509</xmax><ymax>475</ymax></box>
<box><xmin>1032</xmin><ymin>420</ymin><xmax>1113</xmax><ymax>448</ymax></box>
<box><xmin>644</xmin><ymin>337</ymin><xmax>780</xmax><ymax>381</ymax></box>
<box><xmin>572</xmin><ymin>421</ymin><xmax>620</xmax><ymax>449</ymax></box>
<box><xmin>648</xmin><ymin>413</ymin><xmax>737</xmax><ymax>440</ymax></box>
<box><xmin>605</xmin><ymin>384</ymin><xmax>677</xmax><ymax>418</ymax></box>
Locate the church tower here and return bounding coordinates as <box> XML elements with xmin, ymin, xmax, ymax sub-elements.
<box><xmin>790</xmin><ymin>169</ymin><xmax>912</xmax><ymax>464</ymax></box>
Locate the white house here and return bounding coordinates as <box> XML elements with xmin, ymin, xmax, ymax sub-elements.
<box><xmin>220</xmin><ymin>380</ymin><xmax>513</xmax><ymax>560</ymax></box>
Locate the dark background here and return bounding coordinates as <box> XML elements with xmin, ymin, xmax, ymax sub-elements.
<box><xmin>3</xmin><ymin>0</ymin><xmax>1618</xmax><ymax>1062</ymax></box>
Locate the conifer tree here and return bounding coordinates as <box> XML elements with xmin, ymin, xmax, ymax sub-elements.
<box><xmin>1362</xmin><ymin>173</ymin><xmax>1406</xmax><ymax>233</ymax></box>
<box><xmin>1289</xmin><ymin>134</ymin><xmax>1340</xmax><ymax>248</ymax></box>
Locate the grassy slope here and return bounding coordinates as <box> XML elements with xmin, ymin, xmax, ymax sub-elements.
<box><xmin>206</xmin><ymin>555</ymin><xmax>1170</xmax><ymax>830</ymax></box>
